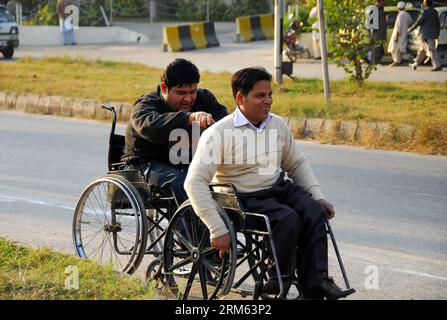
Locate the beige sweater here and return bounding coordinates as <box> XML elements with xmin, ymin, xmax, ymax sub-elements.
<box><xmin>184</xmin><ymin>112</ymin><xmax>325</xmax><ymax>239</ymax></box>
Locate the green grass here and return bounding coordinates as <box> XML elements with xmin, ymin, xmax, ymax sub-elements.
<box><xmin>0</xmin><ymin>237</ymin><xmax>158</xmax><ymax>300</ymax></box>
<box><xmin>1</xmin><ymin>56</ymin><xmax>446</xmax><ymax>127</ymax></box>
<box><xmin>1</xmin><ymin>56</ymin><xmax>446</xmax><ymax>154</ymax></box>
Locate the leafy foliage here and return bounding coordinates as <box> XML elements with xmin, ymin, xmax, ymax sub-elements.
<box><xmin>25</xmin><ymin>0</ymin><xmax>272</xmax><ymax>24</ymax></box>
<box><xmin>325</xmin><ymin>0</ymin><xmax>379</xmax><ymax>83</ymax></box>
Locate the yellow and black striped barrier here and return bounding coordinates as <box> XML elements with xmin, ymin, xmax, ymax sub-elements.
<box><xmin>162</xmin><ymin>22</ymin><xmax>220</xmax><ymax>52</ymax></box>
<box><xmin>235</xmin><ymin>13</ymin><xmax>274</xmax><ymax>42</ymax></box>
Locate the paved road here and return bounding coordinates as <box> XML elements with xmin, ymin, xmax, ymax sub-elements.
<box><xmin>0</xmin><ymin>111</ymin><xmax>446</xmax><ymax>299</ymax></box>
<box><xmin>8</xmin><ymin>21</ymin><xmax>447</xmax><ymax>82</ymax></box>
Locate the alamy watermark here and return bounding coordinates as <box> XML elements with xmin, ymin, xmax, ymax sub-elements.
<box><xmin>364</xmin><ymin>265</ymin><xmax>380</xmax><ymax>290</ymax></box>
<box><xmin>62</xmin><ymin>5</ymin><xmax>79</xmax><ymax>30</ymax></box>
<box><xmin>65</xmin><ymin>265</ymin><xmax>79</xmax><ymax>290</ymax></box>
<box><xmin>168</xmin><ymin>123</ymin><xmax>280</xmax><ymax>175</ymax></box>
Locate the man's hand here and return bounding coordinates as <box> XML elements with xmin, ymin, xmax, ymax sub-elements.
<box><xmin>318</xmin><ymin>199</ymin><xmax>335</xmax><ymax>220</ymax></box>
<box><xmin>188</xmin><ymin>112</ymin><xmax>215</xmax><ymax>129</ymax></box>
<box><xmin>211</xmin><ymin>233</ymin><xmax>231</xmax><ymax>259</ymax></box>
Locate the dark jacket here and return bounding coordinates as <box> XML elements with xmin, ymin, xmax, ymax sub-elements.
<box><xmin>408</xmin><ymin>6</ymin><xmax>440</xmax><ymax>40</ymax></box>
<box><xmin>123</xmin><ymin>87</ymin><xmax>228</xmax><ymax>165</ymax></box>
<box><xmin>372</xmin><ymin>5</ymin><xmax>387</xmax><ymax>41</ymax></box>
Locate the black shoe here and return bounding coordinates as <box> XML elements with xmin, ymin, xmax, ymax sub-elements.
<box><xmin>319</xmin><ymin>277</ymin><xmax>356</xmax><ymax>300</ymax></box>
<box><xmin>260</xmin><ymin>277</ymin><xmax>293</xmax><ymax>300</ymax></box>
<box><xmin>431</xmin><ymin>67</ymin><xmax>442</xmax><ymax>72</ymax></box>
<box><xmin>260</xmin><ymin>278</ymin><xmax>282</xmax><ymax>300</ymax></box>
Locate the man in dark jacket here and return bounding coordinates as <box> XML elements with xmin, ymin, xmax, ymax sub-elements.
<box><xmin>371</xmin><ymin>0</ymin><xmax>387</xmax><ymax>64</ymax></box>
<box><xmin>123</xmin><ymin>58</ymin><xmax>228</xmax><ymax>206</ymax></box>
<box><xmin>408</xmin><ymin>0</ymin><xmax>442</xmax><ymax>71</ymax></box>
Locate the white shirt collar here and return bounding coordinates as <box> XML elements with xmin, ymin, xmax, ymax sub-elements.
<box><xmin>233</xmin><ymin>107</ymin><xmax>272</xmax><ymax>134</ymax></box>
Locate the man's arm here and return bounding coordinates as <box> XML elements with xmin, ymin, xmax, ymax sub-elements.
<box><xmin>408</xmin><ymin>10</ymin><xmax>426</xmax><ymax>33</ymax></box>
<box><xmin>130</xmin><ymin>98</ymin><xmax>190</xmax><ymax>144</ymax></box>
<box><xmin>200</xmin><ymin>89</ymin><xmax>228</xmax><ymax>122</ymax></box>
<box><xmin>184</xmin><ymin>128</ymin><xmax>228</xmax><ymax>239</ymax></box>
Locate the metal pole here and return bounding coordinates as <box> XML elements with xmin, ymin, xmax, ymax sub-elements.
<box><xmin>150</xmin><ymin>0</ymin><xmax>156</xmax><ymax>22</ymax></box>
<box><xmin>206</xmin><ymin>0</ymin><xmax>209</xmax><ymax>22</ymax></box>
<box><xmin>317</xmin><ymin>0</ymin><xmax>330</xmax><ymax>101</ymax></box>
<box><xmin>274</xmin><ymin>0</ymin><xmax>283</xmax><ymax>84</ymax></box>
<box><xmin>109</xmin><ymin>0</ymin><xmax>113</xmax><ymax>24</ymax></box>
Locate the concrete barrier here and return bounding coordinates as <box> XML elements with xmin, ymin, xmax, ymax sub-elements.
<box><xmin>18</xmin><ymin>26</ymin><xmax>150</xmax><ymax>46</ymax></box>
<box><xmin>162</xmin><ymin>22</ymin><xmax>219</xmax><ymax>52</ymax></box>
<box><xmin>235</xmin><ymin>13</ymin><xmax>274</xmax><ymax>42</ymax></box>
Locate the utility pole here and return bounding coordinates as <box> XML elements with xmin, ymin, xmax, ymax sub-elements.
<box><xmin>274</xmin><ymin>0</ymin><xmax>283</xmax><ymax>84</ymax></box>
<box><xmin>317</xmin><ymin>0</ymin><xmax>331</xmax><ymax>101</ymax></box>
<box><xmin>109</xmin><ymin>0</ymin><xmax>113</xmax><ymax>24</ymax></box>
<box><xmin>206</xmin><ymin>0</ymin><xmax>210</xmax><ymax>22</ymax></box>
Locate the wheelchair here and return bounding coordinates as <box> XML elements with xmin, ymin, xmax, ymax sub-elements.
<box><xmin>161</xmin><ymin>184</ymin><xmax>356</xmax><ymax>300</ymax></box>
<box><xmin>72</xmin><ymin>104</ymin><xmax>178</xmax><ymax>275</ymax></box>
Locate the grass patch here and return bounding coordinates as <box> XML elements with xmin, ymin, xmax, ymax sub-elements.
<box><xmin>0</xmin><ymin>237</ymin><xmax>158</xmax><ymax>300</ymax></box>
<box><xmin>1</xmin><ymin>56</ymin><xmax>446</xmax><ymax>153</ymax></box>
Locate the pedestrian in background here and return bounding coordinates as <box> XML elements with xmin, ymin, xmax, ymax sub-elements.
<box><xmin>408</xmin><ymin>0</ymin><xmax>442</xmax><ymax>71</ymax></box>
<box><xmin>57</xmin><ymin>0</ymin><xmax>77</xmax><ymax>46</ymax></box>
<box><xmin>388</xmin><ymin>2</ymin><xmax>414</xmax><ymax>66</ymax></box>
<box><xmin>309</xmin><ymin>6</ymin><xmax>321</xmax><ymax>60</ymax></box>
<box><xmin>370</xmin><ymin>0</ymin><xmax>387</xmax><ymax>64</ymax></box>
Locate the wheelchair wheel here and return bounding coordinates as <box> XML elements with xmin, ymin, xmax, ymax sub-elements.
<box><xmin>163</xmin><ymin>201</ymin><xmax>237</xmax><ymax>300</ymax></box>
<box><xmin>73</xmin><ymin>174</ymin><xmax>148</xmax><ymax>274</ymax></box>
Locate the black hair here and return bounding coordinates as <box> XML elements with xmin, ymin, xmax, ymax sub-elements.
<box><xmin>425</xmin><ymin>0</ymin><xmax>433</xmax><ymax>6</ymax></box>
<box><xmin>231</xmin><ymin>67</ymin><xmax>272</xmax><ymax>99</ymax></box>
<box><xmin>161</xmin><ymin>58</ymin><xmax>200</xmax><ymax>89</ymax></box>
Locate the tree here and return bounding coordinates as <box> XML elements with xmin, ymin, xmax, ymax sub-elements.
<box><xmin>325</xmin><ymin>0</ymin><xmax>378</xmax><ymax>84</ymax></box>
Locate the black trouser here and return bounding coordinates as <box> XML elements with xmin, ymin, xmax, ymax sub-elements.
<box><xmin>238</xmin><ymin>176</ymin><xmax>328</xmax><ymax>299</ymax></box>
<box><xmin>139</xmin><ymin>161</ymin><xmax>189</xmax><ymax>209</ymax></box>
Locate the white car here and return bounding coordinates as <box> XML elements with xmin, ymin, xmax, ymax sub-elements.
<box><xmin>0</xmin><ymin>4</ymin><xmax>19</xmax><ymax>59</ymax></box>
<box><xmin>436</xmin><ymin>6</ymin><xmax>447</xmax><ymax>65</ymax></box>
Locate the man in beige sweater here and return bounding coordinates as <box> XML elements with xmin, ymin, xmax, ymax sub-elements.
<box><xmin>184</xmin><ymin>67</ymin><xmax>354</xmax><ymax>300</ymax></box>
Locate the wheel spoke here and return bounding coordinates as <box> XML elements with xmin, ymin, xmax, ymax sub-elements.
<box><xmin>81</xmin><ymin>229</ymin><xmax>104</xmax><ymax>250</ymax></box>
<box><xmin>92</xmin><ymin>186</ymin><xmax>109</xmax><ymax>225</ymax></box>
<box><xmin>89</xmin><ymin>232</ymin><xmax>107</xmax><ymax>261</ymax></box>
<box><xmin>183</xmin><ymin>263</ymin><xmax>198</xmax><ymax>300</ymax></box>
<box><xmin>172</xmin><ymin>228</ymin><xmax>194</xmax><ymax>251</ymax></box>
<box><xmin>86</xmin><ymin>197</ymin><xmax>106</xmax><ymax>227</ymax></box>
<box><xmin>190</xmin><ymin>208</ymin><xmax>198</xmax><ymax>246</ymax></box>
<box><xmin>198</xmin><ymin>263</ymin><xmax>208</xmax><ymax>300</ymax></box>
<box><xmin>167</xmin><ymin>256</ymin><xmax>192</xmax><ymax>273</ymax></box>
<box><xmin>180</xmin><ymin>210</ymin><xmax>194</xmax><ymax>245</ymax></box>
<box><xmin>201</xmin><ymin>259</ymin><xmax>221</xmax><ymax>278</ymax></box>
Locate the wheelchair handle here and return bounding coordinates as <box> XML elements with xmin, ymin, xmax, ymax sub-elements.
<box><xmin>102</xmin><ymin>104</ymin><xmax>118</xmax><ymax>136</ymax></box>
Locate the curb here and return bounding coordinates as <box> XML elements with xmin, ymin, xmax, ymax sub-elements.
<box><xmin>0</xmin><ymin>91</ymin><xmax>432</xmax><ymax>153</ymax></box>
<box><xmin>0</xmin><ymin>91</ymin><xmax>133</xmax><ymax>122</ymax></box>
<box><xmin>287</xmin><ymin>117</ymin><xmax>417</xmax><ymax>147</ymax></box>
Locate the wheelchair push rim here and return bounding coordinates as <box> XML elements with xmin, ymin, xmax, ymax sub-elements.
<box><xmin>163</xmin><ymin>201</ymin><xmax>237</xmax><ymax>300</ymax></box>
<box><xmin>72</xmin><ymin>174</ymin><xmax>148</xmax><ymax>274</ymax></box>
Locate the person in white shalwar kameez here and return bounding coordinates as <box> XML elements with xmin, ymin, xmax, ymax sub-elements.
<box><xmin>388</xmin><ymin>2</ymin><xmax>414</xmax><ymax>66</ymax></box>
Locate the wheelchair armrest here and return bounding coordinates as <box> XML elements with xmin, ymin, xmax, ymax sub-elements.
<box><xmin>209</xmin><ymin>183</ymin><xmax>238</xmax><ymax>194</ymax></box>
<box><xmin>211</xmin><ymin>191</ymin><xmax>245</xmax><ymax>231</ymax></box>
